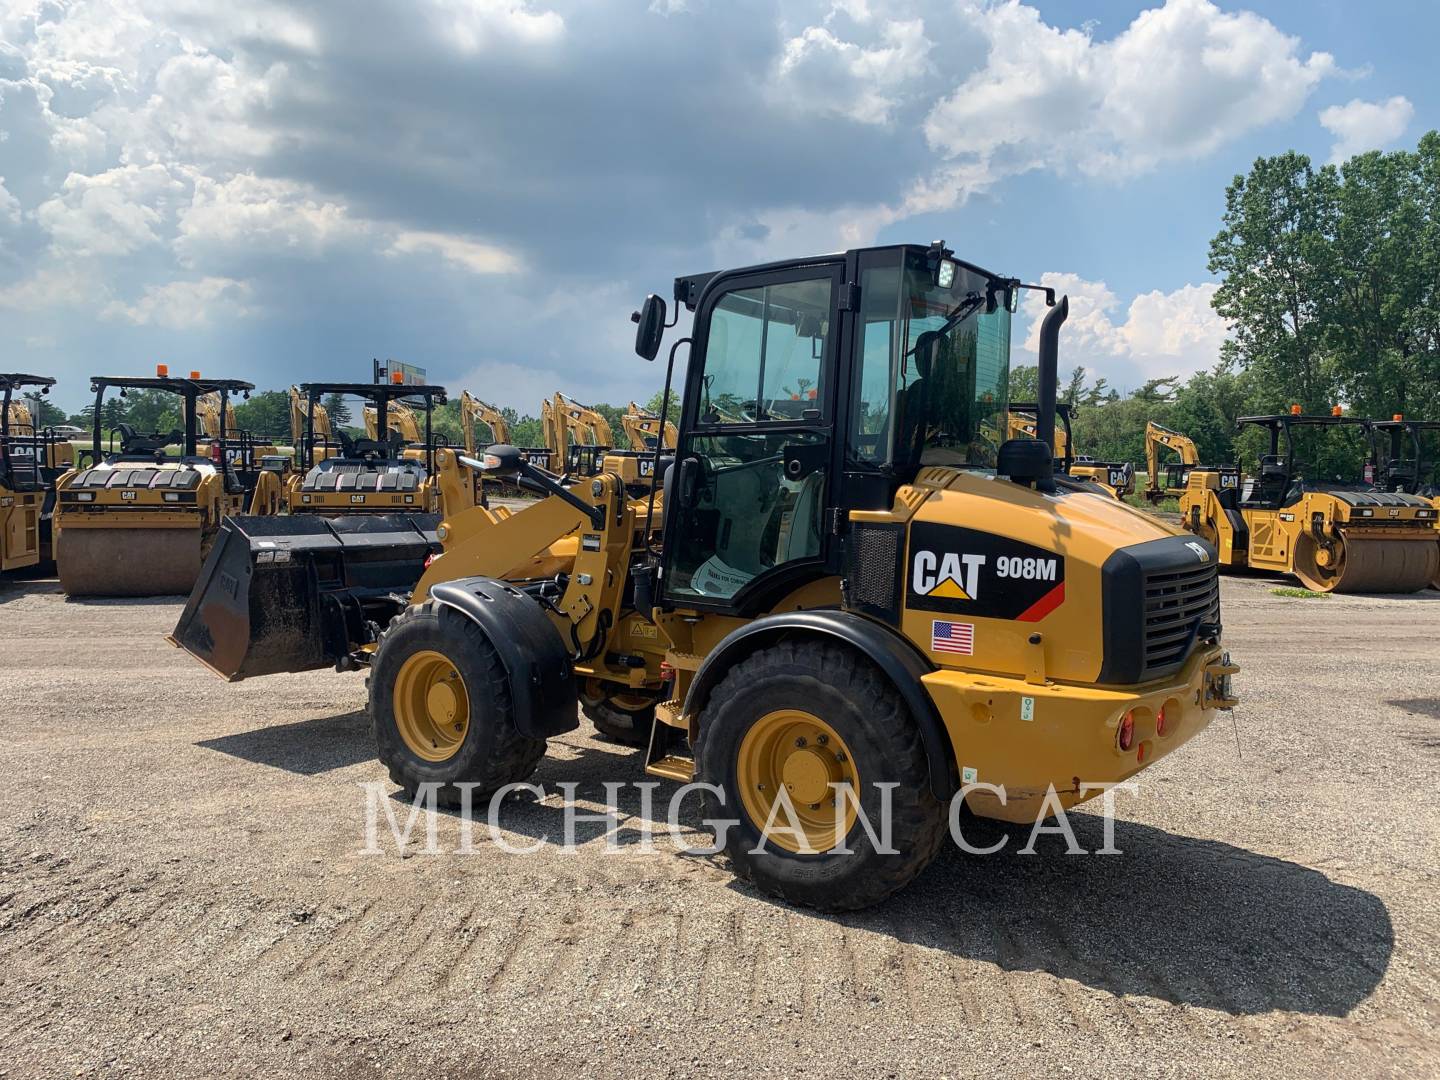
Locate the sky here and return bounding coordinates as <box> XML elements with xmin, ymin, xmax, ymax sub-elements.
<box><xmin>1</xmin><ymin>0</ymin><xmax>1436</xmax><ymax>414</ymax></box>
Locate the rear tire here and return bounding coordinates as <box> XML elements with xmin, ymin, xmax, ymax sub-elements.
<box><xmin>693</xmin><ymin>640</ymin><xmax>946</xmax><ymax>911</ymax></box>
<box><xmin>371</xmin><ymin>601</ymin><xmax>545</xmax><ymax>807</ymax></box>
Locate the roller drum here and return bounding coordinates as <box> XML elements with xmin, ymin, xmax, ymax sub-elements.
<box><xmin>1294</xmin><ymin>533</ymin><xmax>1440</xmax><ymax>595</ymax></box>
<box><xmin>57</xmin><ymin>527</ymin><xmax>202</xmax><ymax>597</ymax></box>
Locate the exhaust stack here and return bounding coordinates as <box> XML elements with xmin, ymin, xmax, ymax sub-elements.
<box><xmin>1035</xmin><ymin>294</ymin><xmax>1069</xmax><ymax>464</ymax></box>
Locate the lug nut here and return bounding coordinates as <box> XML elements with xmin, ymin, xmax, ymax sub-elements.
<box><xmin>794</xmin><ymin>737</ymin><xmax>807</xmax><ymax>748</ymax></box>
<box><xmin>816</xmin><ymin>734</ymin><xmax>829</xmax><ymax>745</ymax></box>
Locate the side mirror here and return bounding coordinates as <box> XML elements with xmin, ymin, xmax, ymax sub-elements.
<box><xmin>479</xmin><ymin>443</ymin><xmax>522</xmax><ymax>477</ymax></box>
<box><xmin>632</xmin><ymin>295</ymin><xmax>666</xmax><ymax>361</ymax></box>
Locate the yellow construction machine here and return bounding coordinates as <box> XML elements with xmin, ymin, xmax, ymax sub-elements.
<box><xmin>622</xmin><ymin>401</ymin><xmax>677</xmax><ymax>451</ymax></box>
<box><xmin>553</xmin><ymin>392</ymin><xmax>615</xmax><ymax>476</ymax></box>
<box><xmin>1145</xmin><ymin>421</ymin><xmax>1218</xmax><ymax>504</ymax></box>
<box><xmin>285</xmin><ymin>381</ymin><xmax>475</xmax><ymax>519</ymax></box>
<box><xmin>174</xmin><ymin>240</ymin><xmax>1238</xmax><ymax>910</ymax></box>
<box><xmin>53</xmin><ymin>369</ymin><xmax>277</xmax><ymax>596</ymax></box>
<box><xmin>1010</xmin><ymin>401</ymin><xmax>1132</xmax><ymax>498</ymax></box>
<box><xmin>1177</xmin><ymin>408</ymin><xmax>1438</xmax><ymax>593</ymax></box>
<box><xmin>1368</xmin><ymin>416</ymin><xmax>1440</xmax><ymax>590</ymax></box>
<box><xmin>1</xmin><ymin>374</ymin><xmax>73</xmax><ymax>576</ymax></box>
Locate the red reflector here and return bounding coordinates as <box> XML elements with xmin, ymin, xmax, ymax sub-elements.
<box><xmin>659</xmin><ymin>661</ymin><xmax>675</xmax><ymax>681</ymax></box>
<box><xmin>1155</xmin><ymin>707</ymin><xmax>1166</xmax><ymax>736</ymax></box>
<box><xmin>210</xmin><ymin>441</ymin><xmax>222</xmax><ymax>462</ymax></box>
<box><xmin>423</xmin><ymin>553</ymin><xmax>436</xmax><ymax>569</ymax></box>
<box><xmin>1118</xmin><ymin>712</ymin><xmax>1134</xmax><ymax>752</ymax></box>
<box><xmin>1136</xmin><ymin>743</ymin><xmax>1146</xmax><ymax>764</ymax></box>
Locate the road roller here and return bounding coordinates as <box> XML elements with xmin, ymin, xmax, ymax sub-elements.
<box><xmin>1368</xmin><ymin>415</ymin><xmax>1440</xmax><ymax>590</ymax></box>
<box><xmin>285</xmin><ymin>380</ymin><xmax>477</xmax><ymax>519</ymax></box>
<box><xmin>173</xmin><ymin>239</ymin><xmax>1239</xmax><ymax>909</ymax></box>
<box><xmin>1178</xmin><ymin>407</ymin><xmax>1439</xmax><ymax>593</ymax></box>
<box><xmin>52</xmin><ymin>368</ymin><xmax>276</xmax><ymax>597</ymax></box>
<box><xmin>1</xmin><ymin>373</ymin><xmax>73</xmax><ymax>576</ymax></box>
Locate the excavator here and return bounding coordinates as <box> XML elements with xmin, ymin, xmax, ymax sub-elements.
<box><xmin>461</xmin><ymin>391</ymin><xmax>551</xmax><ymax>475</ymax></box>
<box><xmin>1009</xmin><ymin>402</ymin><xmax>1132</xmax><ymax>498</ymax></box>
<box><xmin>1</xmin><ymin>374</ymin><xmax>73</xmax><ymax>576</ymax></box>
<box><xmin>173</xmin><ymin>239</ymin><xmax>1238</xmax><ymax>911</ymax></box>
<box><xmin>1177</xmin><ymin>406</ymin><xmax>1438</xmax><ymax>593</ymax></box>
<box><xmin>1368</xmin><ymin>415</ymin><xmax>1440</xmax><ymax>590</ymax></box>
<box><xmin>53</xmin><ymin>368</ymin><xmax>277</xmax><ymax>596</ymax></box>
<box><xmin>622</xmin><ymin>401</ymin><xmax>677</xmax><ymax>451</ymax></box>
<box><xmin>1144</xmin><ymin>420</ymin><xmax>1238</xmax><ymax>503</ymax></box>
<box><xmin>553</xmin><ymin>392</ymin><xmax>615</xmax><ymax>476</ymax></box>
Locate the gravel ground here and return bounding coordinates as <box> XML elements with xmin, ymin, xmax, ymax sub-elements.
<box><xmin>0</xmin><ymin>571</ymin><xmax>1437</xmax><ymax>1079</ymax></box>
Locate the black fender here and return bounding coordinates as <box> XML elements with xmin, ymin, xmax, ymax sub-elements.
<box><xmin>683</xmin><ymin>609</ymin><xmax>956</xmax><ymax>799</ymax></box>
<box><xmin>428</xmin><ymin>577</ymin><xmax>579</xmax><ymax>739</ymax></box>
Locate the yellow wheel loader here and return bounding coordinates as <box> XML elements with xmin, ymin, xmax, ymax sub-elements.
<box><xmin>1010</xmin><ymin>402</ymin><xmax>1133</xmax><ymax>498</ymax></box>
<box><xmin>1178</xmin><ymin>408</ymin><xmax>1438</xmax><ymax>593</ymax></box>
<box><xmin>1</xmin><ymin>374</ymin><xmax>73</xmax><ymax>576</ymax></box>
<box><xmin>52</xmin><ymin>371</ymin><xmax>274</xmax><ymax>596</ymax></box>
<box><xmin>172</xmin><ymin>241</ymin><xmax>1238</xmax><ymax>911</ymax></box>
<box><xmin>1368</xmin><ymin>416</ymin><xmax>1440</xmax><ymax>590</ymax></box>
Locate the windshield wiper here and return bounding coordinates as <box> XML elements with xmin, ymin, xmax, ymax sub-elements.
<box><xmin>905</xmin><ymin>292</ymin><xmax>985</xmax><ymax>356</ymax></box>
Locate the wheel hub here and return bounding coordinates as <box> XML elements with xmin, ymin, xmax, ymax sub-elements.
<box><xmin>393</xmin><ymin>650</ymin><xmax>470</xmax><ymax>762</ymax></box>
<box><xmin>782</xmin><ymin>748</ymin><xmax>839</xmax><ymax>805</ymax></box>
<box><xmin>736</xmin><ymin>709</ymin><xmax>860</xmax><ymax>854</ymax></box>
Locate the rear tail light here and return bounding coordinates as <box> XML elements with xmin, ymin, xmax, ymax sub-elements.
<box><xmin>1117</xmin><ymin>711</ymin><xmax>1134</xmax><ymax>752</ymax></box>
<box><xmin>210</xmin><ymin>441</ymin><xmax>222</xmax><ymax>462</ymax></box>
<box><xmin>660</xmin><ymin>661</ymin><xmax>675</xmax><ymax>682</ymax></box>
<box><xmin>1155</xmin><ymin>707</ymin><xmax>1167</xmax><ymax>737</ymax></box>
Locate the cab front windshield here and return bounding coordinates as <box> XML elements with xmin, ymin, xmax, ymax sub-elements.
<box><xmin>853</xmin><ymin>251</ymin><xmax>1011</xmax><ymax>474</ymax></box>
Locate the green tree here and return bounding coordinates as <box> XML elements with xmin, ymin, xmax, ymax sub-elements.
<box><xmin>321</xmin><ymin>392</ymin><xmax>353</xmax><ymax>429</ymax></box>
<box><xmin>1008</xmin><ymin>364</ymin><xmax>1039</xmax><ymax>402</ymax></box>
<box><xmin>1209</xmin><ymin>150</ymin><xmax>1340</xmax><ymax>413</ymax></box>
<box><xmin>233</xmin><ymin>390</ymin><xmax>290</xmax><ymax>442</ymax></box>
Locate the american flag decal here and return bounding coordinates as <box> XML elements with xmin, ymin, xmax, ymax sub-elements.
<box><xmin>931</xmin><ymin>620</ymin><xmax>974</xmax><ymax>656</ymax></box>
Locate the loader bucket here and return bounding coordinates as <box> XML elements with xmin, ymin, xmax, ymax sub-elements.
<box><xmin>168</xmin><ymin>512</ymin><xmax>441</xmax><ymax>680</ymax></box>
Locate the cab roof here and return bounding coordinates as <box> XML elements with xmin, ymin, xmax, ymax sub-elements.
<box><xmin>0</xmin><ymin>373</ymin><xmax>57</xmax><ymax>390</ymax></box>
<box><xmin>1237</xmin><ymin>414</ymin><xmax>1371</xmax><ymax>428</ymax></box>
<box><xmin>88</xmin><ymin>376</ymin><xmax>255</xmax><ymax>394</ymax></box>
<box><xmin>298</xmin><ymin>382</ymin><xmax>447</xmax><ymax>402</ymax></box>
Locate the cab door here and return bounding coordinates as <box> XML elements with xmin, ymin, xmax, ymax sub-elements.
<box><xmin>662</xmin><ymin>263</ymin><xmax>844</xmax><ymax>614</ymax></box>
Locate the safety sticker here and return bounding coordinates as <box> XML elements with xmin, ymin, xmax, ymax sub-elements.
<box><xmin>1020</xmin><ymin>697</ymin><xmax>1035</xmax><ymax>722</ymax></box>
<box><xmin>961</xmin><ymin>766</ymin><xmax>978</xmax><ymax>784</ymax></box>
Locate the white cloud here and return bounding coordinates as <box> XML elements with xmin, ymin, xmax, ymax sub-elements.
<box><xmin>102</xmin><ymin>276</ymin><xmax>252</xmax><ymax>328</ymax></box>
<box><xmin>429</xmin><ymin>0</ymin><xmax>565</xmax><ymax>52</ymax></box>
<box><xmin>776</xmin><ymin>18</ymin><xmax>932</xmax><ymax>124</ymax></box>
<box><xmin>1020</xmin><ymin>272</ymin><xmax>1228</xmax><ymax>386</ymax></box>
<box><xmin>0</xmin><ymin>177</ymin><xmax>20</xmax><ymax>224</ymax></box>
<box><xmin>176</xmin><ymin>174</ymin><xmax>360</xmax><ymax>263</ymax></box>
<box><xmin>36</xmin><ymin>164</ymin><xmax>189</xmax><ymax>256</ymax></box>
<box><xmin>925</xmin><ymin>0</ymin><xmax>1334</xmax><ymax>179</ymax></box>
<box><xmin>388</xmin><ymin>230</ymin><xmax>521</xmax><ymax>275</ymax></box>
<box><xmin>1319</xmin><ymin>96</ymin><xmax>1414</xmax><ymax>164</ymax></box>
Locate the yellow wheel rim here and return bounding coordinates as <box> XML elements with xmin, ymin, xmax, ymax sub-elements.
<box><xmin>393</xmin><ymin>650</ymin><xmax>470</xmax><ymax>762</ymax></box>
<box><xmin>737</xmin><ymin>709</ymin><xmax>860</xmax><ymax>854</ymax></box>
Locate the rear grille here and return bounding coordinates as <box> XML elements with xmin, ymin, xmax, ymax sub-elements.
<box><xmin>1142</xmin><ymin>563</ymin><xmax>1219</xmax><ymax>674</ymax></box>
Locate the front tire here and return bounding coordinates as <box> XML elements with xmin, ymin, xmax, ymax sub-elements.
<box><xmin>693</xmin><ymin>641</ymin><xmax>946</xmax><ymax>911</ymax></box>
<box><xmin>371</xmin><ymin>601</ymin><xmax>545</xmax><ymax>807</ymax></box>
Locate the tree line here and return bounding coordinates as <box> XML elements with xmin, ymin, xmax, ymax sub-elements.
<box><xmin>1014</xmin><ymin>131</ymin><xmax>1440</xmax><ymax>474</ymax></box>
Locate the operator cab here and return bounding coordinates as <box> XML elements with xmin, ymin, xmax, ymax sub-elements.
<box><xmin>80</xmin><ymin>374</ymin><xmax>257</xmax><ymax>491</ymax></box>
<box><xmin>641</xmin><ymin>242</ymin><xmax>1030</xmax><ymax>614</ymax></box>
<box><xmin>293</xmin><ymin>381</ymin><xmax>448</xmax><ymax>488</ymax></box>
<box><xmin>1236</xmin><ymin>413</ymin><xmax>1373</xmax><ymax>510</ymax></box>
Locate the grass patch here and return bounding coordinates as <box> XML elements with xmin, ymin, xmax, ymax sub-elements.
<box><xmin>1270</xmin><ymin>587</ymin><xmax>1331</xmax><ymax>599</ymax></box>
<box><xmin>1124</xmin><ymin>493</ymin><xmax>1179</xmax><ymax>513</ymax></box>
